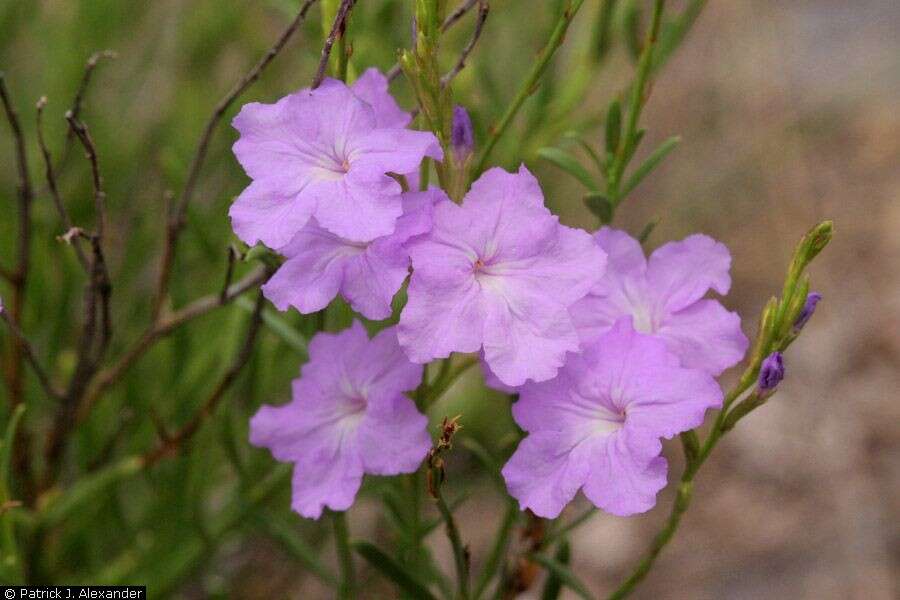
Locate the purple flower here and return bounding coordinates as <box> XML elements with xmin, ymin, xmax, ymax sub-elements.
<box><xmin>793</xmin><ymin>292</ymin><xmax>821</xmax><ymax>332</ymax></box>
<box><xmin>249</xmin><ymin>323</ymin><xmax>430</xmax><ymax>519</ymax></box>
<box><xmin>398</xmin><ymin>166</ymin><xmax>607</xmax><ymax>387</ymax></box>
<box><xmin>230</xmin><ymin>76</ymin><xmax>442</xmax><ymax>247</ymax></box>
<box><xmin>262</xmin><ymin>189</ymin><xmax>441</xmax><ymax>320</ymax></box>
<box><xmin>350</xmin><ymin>68</ymin><xmax>411</xmax><ymax>129</ymax></box>
<box><xmin>451</xmin><ymin>105</ymin><xmax>474</xmax><ymax>162</ymax></box>
<box><xmin>502</xmin><ymin>319</ymin><xmax>723</xmax><ymax>518</ymax></box>
<box><xmin>758</xmin><ymin>351</ymin><xmax>784</xmax><ymax>394</ymax></box>
<box><xmin>570</xmin><ymin>227</ymin><xmax>748</xmax><ymax>376</ymax></box>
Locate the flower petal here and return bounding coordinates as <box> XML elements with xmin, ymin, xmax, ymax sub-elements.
<box><xmin>582</xmin><ymin>431</ymin><xmax>668</xmax><ymax>517</ymax></box>
<box><xmin>656</xmin><ymin>299</ymin><xmax>749</xmax><ymax>376</ymax></box>
<box><xmin>351</xmin><ymin>128</ymin><xmax>444</xmax><ymax>175</ymax></box>
<box><xmin>350</xmin><ymin>68</ymin><xmax>411</xmax><ymax>129</ymax></box>
<box><xmin>357</xmin><ymin>393</ymin><xmax>431</xmax><ymax>475</ymax></box>
<box><xmin>502</xmin><ymin>430</ymin><xmax>595</xmax><ymax>519</ymax></box>
<box><xmin>290</xmin><ymin>446</ymin><xmax>364</xmax><ymax>519</ymax></box>
<box><xmin>262</xmin><ymin>224</ymin><xmax>353</xmax><ymax>314</ymax></box>
<box><xmin>313</xmin><ymin>174</ymin><xmax>403</xmax><ymax>242</ymax></box>
<box><xmin>646</xmin><ymin>234</ymin><xmax>732</xmax><ymax>313</ymax></box>
<box><xmin>482</xmin><ymin>286</ymin><xmax>580</xmax><ymax>386</ymax></box>
<box><xmin>229</xmin><ymin>178</ymin><xmax>318</xmax><ymax>248</ymax></box>
<box><xmin>398</xmin><ymin>274</ymin><xmax>486</xmax><ymax>363</ymax></box>
<box><xmin>350</xmin><ymin>327</ymin><xmax>423</xmax><ymax>398</ymax></box>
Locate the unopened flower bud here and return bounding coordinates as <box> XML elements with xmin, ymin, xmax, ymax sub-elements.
<box><xmin>451</xmin><ymin>105</ymin><xmax>474</xmax><ymax>163</ymax></box>
<box><xmin>793</xmin><ymin>292</ymin><xmax>821</xmax><ymax>332</ymax></box>
<box><xmin>758</xmin><ymin>352</ymin><xmax>784</xmax><ymax>395</ymax></box>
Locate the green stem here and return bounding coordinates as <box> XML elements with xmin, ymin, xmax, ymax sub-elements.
<box><xmin>607</xmin><ymin>481</ymin><xmax>692</xmax><ymax>600</ymax></box>
<box><xmin>474</xmin><ymin>0</ymin><xmax>587</xmax><ymax>173</ymax></box>
<box><xmin>435</xmin><ymin>487</ymin><xmax>470</xmax><ymax>600</ymax></box>
<box><xmin>332</xmin><ymin>511</ymin><xmax>356</xmax><ymax>600</ymax></box>
<box><xmin>607</xmin><ymin>0</ymin><xmax>666</xmax><ymax>205</ymax></box>
<box><xmin>607</xmin><ymin>369</ymin><xmax>757</xmax><ymax>599</ymax></box>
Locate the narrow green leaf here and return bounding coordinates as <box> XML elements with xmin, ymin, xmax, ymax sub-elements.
<box><xmin>638</xmin><ymin>217</ymin><xmax>661</xmax><ymax>245</ymax></box>
<box><xmin>40</xmin><ymin>455</ymin><xmax>144</xmax><ymax>528</ymax></box>
<box><xmin>459</xmin><ymin>437</ymin><xmax>505</xmax><ymax>493</ymax></box>
<box><xmin>236</xmin><ymin>296</ymin><xmax>308</xmax><ymax>356</ymax></box>
<box><xmin>528</xmin><ymin>552</ymin><xmax>593</xmax><ymax>600</ymax></box>
<box><xmin>583</xmin><ymin>192</ymin><xmax>613</xmax><ymax>224</ymax></box>
<box><xmin>258</xmin><ymin>511</ymin><xmax>338</xmax><ymax>588</ymax></box>
<box><xmin>604</xmin><ymin>100</ymin><xmax>622</xmax><ymax>156</ymax></box>
<box><xmin>354</xmin><ymin>541</ymin><xmax>439</xmax><ymax>600</ymax></box>
<box><xmin>593</xmin><ymin>0</ymin><xmax>618</xmax><ymax>63</ymax></box>
<box><xmin>623</xmin><ymin>1</ymin><xmax>643</xmax><ymax>62</ymax></box>
<box><xmin>620</xmin><ymin>136</ymin><xmax>680</xmax><ymax>199</ymax></box>
<box><xmin>0</xmin><ymin>404</ymin><xmax>26</xmax><ymax>582</ymax></box>
<box><xmin>474</xmin><ymin>502</ymin><xmax>518</xmax><ymax>598</ymax></box>
<box><xmin>538</xmin><ymin>147</ymin><xmax>599</xmax><ymax>191</ymax></box>
<box><xmin>540</xmin><ymin>540</ymin><xmax>571</xmax><ymax>600</ymax></box>
<box><xmin>562</xmin><ymin>131</ymin><xmax>604</xmax><ymax>173</ymax></box>
<box><xmin>0</xmin><ymin>405</ymin><xmax>26</xmax><ymax>501</ymax></box>
<box><xmin>421</xmin><ymin>492</ymin><xmax>470</xmax><ymax>535</ymax></box>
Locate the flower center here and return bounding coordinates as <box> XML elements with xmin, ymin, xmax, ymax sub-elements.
<box><xmin>472</xmin><ymin>258</ymin><xmax>486</xmax><ymax>272</ymax></box>
<box><xmin>593</xmin><ymin>404</ymin><xmax>627</xmax><ymax>435</ymax></box>
<box><xmin>631</xmin><ymin>303</ymin><xmax>656</xmax><ymax>334</ymax></box>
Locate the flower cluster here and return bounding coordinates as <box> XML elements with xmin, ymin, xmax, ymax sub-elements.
<box><xmin>238</xmin><ymin>69</ymin><xmax>748</xmax><ymax>520</ymax></box>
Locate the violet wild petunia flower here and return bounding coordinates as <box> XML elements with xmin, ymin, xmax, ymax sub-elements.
<box><xmin>230</xmin><ymin>74</ymin><xmax>442</xmax><ymax>247</ymax></box>
<box><xmin>262</xmin><ymin>189</ymin><xmax>441</xmax><ymax>320</ymax></box>
<box><xmin>451</xmin><ymin>105</ymin><xmax>474</xmax><ymax>163</ymax></box>
<box><xmin>758</xmin><ymin>351</ymin><xmax>784</xmax><ymax>395</ymax></box>
<box><xmin>793</xmin><ymin>292</ymin><xmax>821</xmax><ymax>332</ymax></box>
<box><xmin>398</xmin><ymin>165</ymin><xmax>607</xmax><ymax>387</ymax></box>
<box><xmin>502</xmin><ymin>319</ymin><xmax>723</xmax><ymax>518</ymax></box>
<box><xmin>249</xmin><ymin>322</ymin><xmax>431</xmax><ymax>519</ymax></box>
<box><xmin>569</xmin><ymin>227</ymin><xmax>748</xmax><ymax>376</ymax></box>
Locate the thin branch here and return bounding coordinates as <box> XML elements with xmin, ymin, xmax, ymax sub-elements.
<box><xmin>57</xmin><ymin>50</ymin><xmax>117</xmax><ymax>169</ymax></box>
<box><xmin>0</xmin><ymin>72</ymin><xmax>37</xmax><ymax>502</ymax></box>
<box><xmin>65</xmin><ymin>112</ymin><xmax>107</xmax><ymax>240</ymax></box>
<box><xmin>312</xmin><ymin>0</ymin><xmax>357</xmax><ymax>88</ymax></box>
<box><xmin>43</xmin><ymin>232</ymin><xmax>112</xmax><ymax>486</ymax></box>
<box><xmin>37</xmin><ymin>97</ymin><xmax>89</xmax><ymax>269</ymax></box>
<box><xmin>440</xmin><ymin>1</ymin><xmax>489</xmax><ymax>87</ymax></box>
<box><xmin>0</xmin><ymin>72</ymin><xmax>35</xmax><ymax>408</ymax></box>
<box><xmin>0</xmin><ymin>309</ymin><xmax>63</xmax><ymax>400</ymax></box>
<box><xmin>387</xmin><ymin>0</ymin><xmax>481</xmax><ymax>82</ymax></box>
<box><xmin>153</xmin><ymin>0</ymin><xmax>319</xmax><ymax>320</ymax></box>
<box><xmin>143</xmin><ymin>289</ymin><xmax>266</xmax><ymax>467</ymax></box>
<box><xmin>220</xmin><ymin>245</ymin><xmax>240</xmax><ymax>303</ymax></box>
<box><xmin>76</xmin><ymin>267</ymin><xmax>268</xmax><ymax>424</ymax></box>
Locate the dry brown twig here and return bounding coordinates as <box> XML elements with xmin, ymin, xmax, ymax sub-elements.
<box><xmin>0</xmin><ymin>72</ymin><xmax>38</xmax><ymax>501</ymax></box>
<box><xmin>144</xmin><ymin>288</ymin><xmax>267</xmax><ymax>467</ymax></box>
<box><xmin>0</xmin><ymin>308</ymin><xmax>63</xmax><ymax>401</ymax></box>
<box><xmin>152</xmin><ymin>0</ymin><xmax>319</xmax><ymax>322</ymax></box>
<box><xmin>312</xmin><ymin>0</ymin><xmax>357</xmax><ymax>89</ymax></box>
<box><xmin>0</xmin><ymin>72</ymin><xmax>34</xmax><ymax>409</ymax></box>
<box><xmin>441</xmin><ymin>0</ymin><xmax>490</xmax><ymax>88</ymax></box>
<box><xmin>36</xmin><ymin>97</ymin><xmax>89</xmax><ymax>270</ymax></box>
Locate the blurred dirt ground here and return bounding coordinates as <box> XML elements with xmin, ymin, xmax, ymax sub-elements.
<box><xmin>559</xmin><ymin>1</ymin><xmax>899</xmax><ymax>597</ymax></box>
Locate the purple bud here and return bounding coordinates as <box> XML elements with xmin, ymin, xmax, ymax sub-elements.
<box><xmin>758</xmin><ymin>352</ymin><xmax>784</xmax><ymax>394</ymax></box>
<box><xmin>451</xmin><ymin>105</ymin><xmax>474</xmax><ymax>162</ymax></box>
<box><xmin>793</xmin><ymin>292</ymin><xmax>821</xmax><ymax>332</ymax></box>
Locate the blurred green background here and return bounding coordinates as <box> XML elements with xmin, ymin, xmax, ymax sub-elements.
<box><xmin>0</xmin><ymin>0</ymin><xmax>897</xmax><ymax>598</ymax></box>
